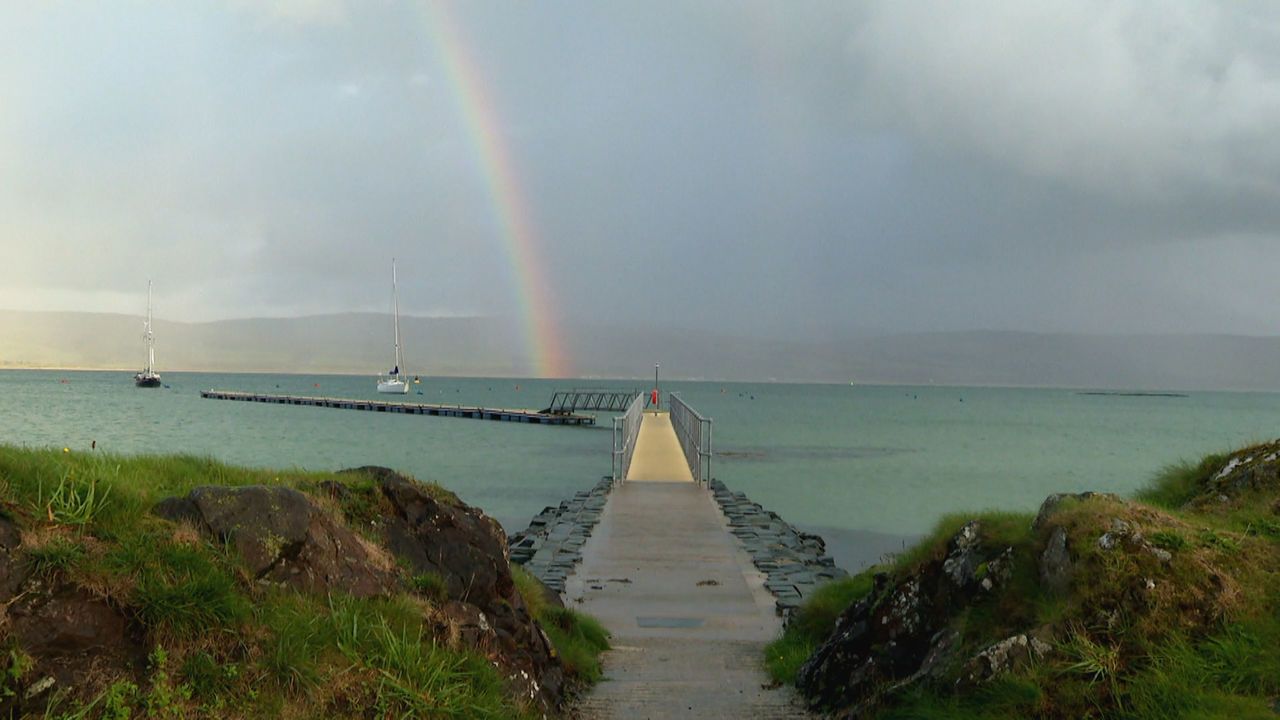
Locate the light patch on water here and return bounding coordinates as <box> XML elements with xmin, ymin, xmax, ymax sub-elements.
<box><xmin>718</xmin><ymin>445</ymin><xmax>914</xmax><ymax>463</ymax></box>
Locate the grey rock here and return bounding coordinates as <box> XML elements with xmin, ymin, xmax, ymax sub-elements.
<box><xmin>1033</xmin><ymin>491</ymin><xmax>1121</xmax><ymax>531</ymax></box>
<box><xmin>153</xmin><ymin>485</ymin><xmax>395</xmax><ymax>597</ymax></box>
<box><xmin>957</xmin><ymin>633</ymin><xmax>1052</xmax><ymax>689</ymax></box>
<box><xmin>980</xmin><ymin>547</ymin><xmax>1015</xmax><ymax>592</ymax></box>
<box><xmin>1039</xmin><ymin>526</ymin><xmax>1073</xmax><ymax>594</ymax></box>
<box><xmin>943</xmin><ymin>521</ymin><xmax>982</xmax><ymax>587</ymax></box>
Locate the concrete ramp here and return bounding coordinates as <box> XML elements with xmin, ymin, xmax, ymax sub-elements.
<box><xmin>625</xmin><ymin>411</ymin><xmax>694</xmax><ymax>482</ymax></box>
<box><xmin>568</xmin><ymin>412</ymin><xmax>807</xmax><ymax>717</ymax></box>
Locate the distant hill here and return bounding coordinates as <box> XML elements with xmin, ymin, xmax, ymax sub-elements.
<box><xmin>0</xmin><ymin>311</ymin><xmax>527</xmax><ymax>377</ymax></box>
<box><xmin>1</xmin><ymin>310</ymin><xmax>1278</xmax><ymax>390</ymax></box>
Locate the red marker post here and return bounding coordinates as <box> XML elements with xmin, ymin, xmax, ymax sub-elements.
<box><xmin>651</xmin><ymin>362</ymin><xmax>660</xmax><ymax>409</ymax></box>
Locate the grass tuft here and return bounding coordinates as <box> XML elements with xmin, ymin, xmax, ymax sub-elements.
<box><xmin>409</xmin><ymin>571</ymin><xmax>449</xmax><ymax>602</ymax></box>
<box><xmin>1149</xmin><ymin>530</ymin><xmax>1188</xmax><ymax>551</ymax></box>
<box><xmin>1136</xmin><ymin>451</ymin><xmax>1232</xmax><ymax>510</ymax></box>
<box><xmin>37</xmin><ymin>467</ymin><xmax>111</xmax><ymax>526</ymax></box>
<box><xmin>539</xmin><ymin>606</ymin><xmax>611</xmax><ymax>682</ymax></box>
<box><xmin>122</xmin><ymin>538</ymin><xmax>250</xmax><ymax>638</ymax></box>
<box><xmin>24</xmin><ymin>534</ymin><xmax>86</xmax><ymax>577</ymax></box>
<box><xmin>764</xmin><ymin>572</ymin><xmax>875</xmax><ymax>684</ymax></box>
<box><xmin>511</xmin><ymin>565</ymin><xmax>610</xmax><ymax>684</ymax></box>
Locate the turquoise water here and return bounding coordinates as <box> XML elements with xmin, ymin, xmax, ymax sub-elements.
<box><xmin>2</xmin><ymin>370</ymin><xmax>1277</xmax><ymax>569</ymax></box>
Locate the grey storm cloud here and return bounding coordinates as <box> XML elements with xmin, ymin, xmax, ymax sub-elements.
<box><xmin>3</xmin><ymin>0</ymin><xmax>1280</xmax><ymax>341</ymax></box>
<box><xmin>855</xmin><ymin>3</ymin><xmax>1280</xmax><ymax>199</ymax></box>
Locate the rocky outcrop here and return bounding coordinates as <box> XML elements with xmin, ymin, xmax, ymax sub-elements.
<box><xmin>0</xmin><ymin>513</ymin><xmax>142</xmax><ymax>717</ymax></box>
<box><xmin>6</xmin><ymin>582</ymin><xmax>144</xmax><ymax>704</ymax></box>
<box><xmin>333</xmin><ymin>466</ymin><xmax>565</xmax><ymax>711</ymax></box>
<box><xmin>790</xmin><ymin>472</ymin><xmax>1270</xmax><ymax>718</ymax></box>
<box><xmin>0</xmin><ymin>520</ymin><xmax>142</xmax><ymax>717</ymax></box>
<box><xmin>796</xmin><ymin>520</ymin><xmax>1017</xmax><ymax>714</ymax></box>
<box><xmin>1185</xmin><ymin>442</ymin><xmax>1280</xmax><ymax>507</ymax></box>
<box><xmin>147</xmin><ymin>468</ymin><xmax>566</xmax><ymax>712</ymax></box>
<box><xmin>956</xmin><ymin>632</ymin><xmax>1052</xmax><ymax>689</ymax></box>
<box><xmin>0</xmin><ymin>461</ymin><xmax>580</xmax><ymax>718</ymax></box>
<box><xmin>374</xmin><ymin>471</ymin><xmax>512</xmax><ymax>602</ymax></box>
<box><xmin>153</xmin><ymin>485</ymin><xmax>396</xmax><ymax>597</ymax></box>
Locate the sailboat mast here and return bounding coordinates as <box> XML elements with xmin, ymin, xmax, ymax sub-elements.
<box><xmin>145</xmin><ymin>280</ymin><xmax>155</xmax><ymax>372</ymax></box>
<box><xmin>392</xmin><ymin>259</ymin><xmax>402</xmax><ymax>373</ymax></box>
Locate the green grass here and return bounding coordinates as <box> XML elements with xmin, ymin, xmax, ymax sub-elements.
<box><xmin>37</xmin><ymin>466</ymin><xmax>112</xmax><ymax>526</ymax></box>
<box><xmin>763</xmin><ymin>632</ymin><xmax>819</xmax><ymax>687</ymax></box>
<box><xmin>409</xmin><ymin>571</ymin><xmax>449</xmax><ymax>602</ymax></box>
<box><xmin>1244</xmin><ymin>516</ymin><xmax>1280</xmax><ymax>539</ymax></box>
<box><xmin>1198</xmin><ymin>528</ymin><xmax>1242</xmax><ymax>553</ymax></box>
<box><xmin>538</xmin><ymin>607</ymin><xmax>611</xmax><ymax>682</ymax></box>
<box><xmin>101</xmin><ymin>531</ymin><xmax>251</xmax><ymax>638</ymax></box>
<box><xmin>23</xmin><ymin>534</ymin><xmax>86</xmax><ymax>577</ymax></box>
<box><xmin>764</xmin><ymin>572</ymin><xmax>875</xmax><ymax>684</ymax></box>
<box><xmin>512</xmin><ymin>565</ymin><xmax>610</xmax><ymax>684</ymax></box>
<box><xmin>892</xmin><ymin>510</ymin><xmax>1036</xmax><ymax>575</ymax></box>
<box><xmin>1136</xmin><ymin>450</ymin><xmax>1233</xmax><ymax>510</ymax></box>
<box><xmin>511</xmin><ymin>564</ymin><xmax>552</xmax><ymax>619</ymax></box>
<box><xmin>1149</xmin><ymin>530</ymin><xmax>1189</xmax><ymax>551</ymax></box>
<box><xmin>316</xmin><ymin>469</ymin><xmax>461</xmax><ymax>528</ymax></box>
<box><xmin>880</xmin><ymin>674</ymin><xmax>1048</xmax><ymax>720</ymax></box>
<box><xmin>324</xmin><ymin>593</ymin><xmax>523</xmax><ymax>719</ymax></box>
<box><xmin>257</xmin><ymin>593</ymin><xmax>326</xmax><ymax>693</ymax></box>
<box><xmin>0</xmin><ymin>445</ymin><xmax>603</xmax><ymax>718</ymax></box>
<box><xmin>1122</xmin><ymin>619</ymin><xmax>1280</xmax><ymax>719</ymax></box>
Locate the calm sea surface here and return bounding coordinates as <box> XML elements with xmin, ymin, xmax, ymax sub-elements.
<box><xmin>3</xmin><ymin>370</ymin><xmax>1277</xmax><ymax>569</ymax></box>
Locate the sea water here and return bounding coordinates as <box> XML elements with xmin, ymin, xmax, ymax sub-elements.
<box><xmin>2</xmin><ymin>370</ymin><xmax>1277</xmax><ymax>570</ymax></box>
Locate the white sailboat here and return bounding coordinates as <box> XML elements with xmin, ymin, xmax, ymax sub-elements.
<box><xmin>134</xmin><ymin>281</ymin><xmax>162</xmax><ymax>388</ymax></box>
<box><xmin>377</xmin><ymin>259</ymin><xmax>409</xmax><ymax>394</ymax></box>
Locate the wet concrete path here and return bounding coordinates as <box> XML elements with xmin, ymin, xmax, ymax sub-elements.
<box><xmin>566</xmin><ymin>412</ymin><xmax>808</xmax><ymax>718</ymax></box>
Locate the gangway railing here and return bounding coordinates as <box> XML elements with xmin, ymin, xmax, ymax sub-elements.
<box><xmin>543</xmin><ymin>389</ymin><xmax>641</xmax><ymax>415</ymax></box>
<box><xmin>668</xmin><ymin>393</ymin><xmax>713</xmax><ymax>485</ymax></box>
<box><xmin>611</xmin><ymin>392</ymin><xmax>646</xmax><ymax>483</ymax></box>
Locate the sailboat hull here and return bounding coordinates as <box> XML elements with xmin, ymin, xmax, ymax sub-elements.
<box><xmin>134</xmin><ymin>373</ymin><xmax>162</xmax><ymax>388</ymax></box>
<box><xmin>377</xmin><ymin>379</ymin><xmax>409</xmax><ymax>394</ymax></box>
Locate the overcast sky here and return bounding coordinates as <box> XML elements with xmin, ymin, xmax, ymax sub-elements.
<box><xmin>4</xmin><ymin>1</ymin><xmax>1280</xmax><ymax>341</ymax></box>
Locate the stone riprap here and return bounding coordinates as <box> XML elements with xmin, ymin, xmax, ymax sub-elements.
<box><xmin>709</xmin><ymin>479</ymin><xmax>847</xmax><ymax>616</ymax></box>
<box><xmin>509</xmin><ymin>476</ymin><xmax>613</xmax><ymax>592</ymax></box>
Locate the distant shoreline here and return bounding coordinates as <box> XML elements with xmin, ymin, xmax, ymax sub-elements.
<box><xmin>0</xmin><ymin>365</ymin><xmax>1266</xmax><ymax>394</ymax></box>
<box><xmin>1077</xmin><ymin>391</ymin><xmax>1189</xmax><ymax>398</ymax></box>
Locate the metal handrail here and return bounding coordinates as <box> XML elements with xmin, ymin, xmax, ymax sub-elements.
<box><xmin>611</xmin><ymin>392</ymin><xmax>646</xmax><ymax>483</ymax></box>
<box><xmin>543</xmin><ymin>389</ymin><xmax>641</xmax><ymax>415</ymax></box>
<box><xmin>668</xmin><ymin>393</ymin><xmax>713</xmax><ymax>485</ymax></box>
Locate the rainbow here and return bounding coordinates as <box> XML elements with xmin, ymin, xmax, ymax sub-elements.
<box><xmin>419</xmin><ymin>2</ymin><xmax>571</xmax><ymax>378</ymax></box>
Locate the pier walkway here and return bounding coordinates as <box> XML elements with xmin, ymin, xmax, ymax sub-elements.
<box><xmin>199</xmin><ymin>390</ymin><xmax>594</xmax><ymax>426</ymax></box>
<box><xmin>567</xmin><ymin>410</ymin><xmax>806</xmax><ymax>718</ymax></box>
